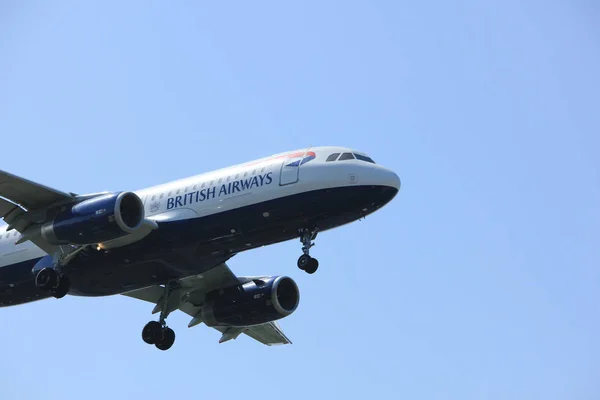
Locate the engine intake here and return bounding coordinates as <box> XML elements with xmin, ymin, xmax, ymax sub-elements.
<box><xmin>202</xmin><ymin>276</ymin><xmax>300</xmax><ymax>327</ymax></box>
<box><xmin>41</xmin><ymin>191</ymin><xmax>145</xmax><ymax>245</ymax></box>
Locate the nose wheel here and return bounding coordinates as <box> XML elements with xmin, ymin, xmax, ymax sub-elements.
<box><xmin>298</xmin><ymin>228</ymin><xmax>319</xmax><ymax>274</ymax></box>
<box><xmin>298</xmin><ymin>254</ymin><xmax>319</xmax><ymax>274</ymax></box>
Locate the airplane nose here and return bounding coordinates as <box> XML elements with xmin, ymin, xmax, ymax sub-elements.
<box><xmin>361</xmin><ymin>167</ymin><xmax>400</xmax><ymax>212</ymax></box>
<box><xmin>388</xmin><ymin>170</ymin><xmax>401</xmax><ymax>191</ymax></box>
<box><xmin>367</xmin><ymin>166</ymin><xmax>400</xmax><ymax>192</ymax></box>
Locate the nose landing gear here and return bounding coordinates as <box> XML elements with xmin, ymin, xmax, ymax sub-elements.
<box><xmin>298</xmin><ymin>228</ymin><xmax>319</xmax><ymax>274</ymax></box>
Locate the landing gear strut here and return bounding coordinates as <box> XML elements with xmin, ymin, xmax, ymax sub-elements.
<box><xmin>297</xmin><ymin>228</ymin><xmax>319</xmax><ymax>274</ymax></box>
<box><xmin>142</xmin><ymin>283</ymin><xmax>177</xmax><ymax>351</ymax></box>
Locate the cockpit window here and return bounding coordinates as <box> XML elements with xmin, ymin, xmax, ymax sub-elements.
<box><xmin>354</xmin><ymin>153</ymin><xmax>375</xmax><ymax>163</ymax></box>
<box><xmin>326</xmin><ymin>153</ymin><xmax>340</xmax><ymax>162</ymax></box>
<box><xmin>338</xmin><ymin>152</ymin><xmax>355</xmax><ymax>161</ymax></box>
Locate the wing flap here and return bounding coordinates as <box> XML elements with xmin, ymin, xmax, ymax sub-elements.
<box><xmin>243</xmin><ymin>321</ymin><xmax>292</xmax><ymax>345</ymax></box>
<box><xmin>0</xmin><ymin>197</ymin><xmax>21</xmax><ymax>220</ymax></box>
<box><xmin>123</xmin><ymin>285</ymin><xmax>164</xmax><ymax>303</ymax></box>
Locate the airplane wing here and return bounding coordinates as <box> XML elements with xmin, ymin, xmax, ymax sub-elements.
<box><xmin>0</xmin><ymin>169</ymin><xmax>75</xmax><ymax>253</ymax></box>
<box><xmin>122</xmin><ymin>263</ymin><xmax>292</xmax><ymax>346</ymax></box>
<box><xmin>0</xmin><ymin>170</ymin><xmax>157</xmax><ymax>253</ymax></box>
<box><xmin>0</xmin><ymin>197</ymin><xmax>22</xmax><ymax>222</ymax></box>
<box><xmin>0</xmin><ymin>169</ymin><xmax>74</xmax><ymax>210</ymax></box>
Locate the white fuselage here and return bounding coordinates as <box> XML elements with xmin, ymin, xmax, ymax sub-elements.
<box><xmin>0</xmin><ymin>146</ymin><xmax>400</xmax><ymax>269</ymax></box>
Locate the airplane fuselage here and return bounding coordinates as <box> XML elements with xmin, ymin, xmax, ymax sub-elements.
<box><xmin>0</xmin><ymin>146</ymin><xmax>400</xmax><ymax>306</ymax></box>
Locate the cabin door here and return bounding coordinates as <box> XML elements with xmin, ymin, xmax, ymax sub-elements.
<box><xmin>279</xmin><ymin>153</ymin><xmax>303</xmax><ymax>185</ymax></box>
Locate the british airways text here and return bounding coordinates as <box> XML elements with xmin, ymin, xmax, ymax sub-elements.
<box><xmin>167</xmin><ymin>172</ymin><xmax>273</xmax><ymax>210</ymax></box>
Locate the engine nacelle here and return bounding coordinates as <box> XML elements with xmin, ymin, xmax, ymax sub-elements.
<box><xmin>201</xmin><ymin>276</ymin><xmax>300</xmax><ymax>327</ymax></box>
<box><xmin>41</xmin><ymin>191</ymin><xmax>145</xmax><ymax>245</ymax></box>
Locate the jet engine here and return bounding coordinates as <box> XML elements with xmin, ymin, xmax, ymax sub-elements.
<box><xmin>201</xmin><ymin>276</ymin><xmax>300</xmax><ymax>327</ymax></box>
<box><xmin>41</xmin><ymin>191</ymin><xmax>145</xmax><ymax>245</ymax></box>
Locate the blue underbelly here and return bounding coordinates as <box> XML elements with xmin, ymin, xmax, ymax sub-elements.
<box><xmin>0</xmin><ymin>185</ymin><xmax>397</xmax><ymax>303</ymax></box>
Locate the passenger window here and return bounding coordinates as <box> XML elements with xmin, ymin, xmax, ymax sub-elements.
<box><xmin>168</xmin><ymin>191</ymin><xmax>172</xmax><ymax>196</ymax></box>
<box><xmin>201</xmin><ymin>183</ymin><xmax>205</xmax><ymax>188</ymax></box>
<box><xmin>235</xmin><ymin>174</ymin><xmax>239</xmax><ymax>179</ymax></box>
<box><xmin>151</xmin><ymin>195</ymin><xmax>156</xmax><ymax>201</ymax></box>
<box><xmin>218</xmin><ymin>178</ymin><xmax>222</xmax><ymax>184</ymax></box>
<box><xmin>193</xmin><ymin>184</ymin><xmax>197</xmax><ymax>190</ymax></box>
<box><xmin>326</xmin><ymin>153</ymin><xmax>340</xmax><ymax>162</ymax></box>
<box><xmin>160</xmin><ymin>193</ymin><xmax>164</xmax><ymax>199</ymax></box>
<box><xmin>261</xmin><ymin>167</ymin><xmax>265</xmax><ymax>173</ymax></box>
<box><xmin>354</xmin><ymin>154</ymin><xmax>375</xmax><ymax>163</ymax></box>
<box><xmin>339</xmin><ymin>152</ymin><xmax>355</xmax><ymax>161</ymax></box>
<box><xmin>185</xmin><ymin>187</ymin><xmax>188</xmax><ymax>192</ymax></box>
<box><xmin>252</xmin><ymin>169</ymin><xmax>256</xmax><ymax>175</ymax></box>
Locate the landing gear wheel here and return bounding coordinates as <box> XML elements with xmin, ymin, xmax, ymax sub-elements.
<box><xmin>297</xmin><ymin>254</ymin><xmax>311</xmax><ymax>270</ymax></box>
<box><xmin>304</xmin><ymin>257</ymin><xmax>319</xmax><ymax>274</ymax></box>
<box><xmin>35</xmin><ymin>268</ymin><xmax>58</xmax><ymax>290</ymax></box>
<box><xmin>51</xmin><ymin>276</ymin><xmax>71</xmax><ymax>299</ymax></box>
<box><xmin>142</xmin><ymin>321</ymin><xmax>163</xmax><ymax>345</ymax></box>
<box><xmin>141</xmin><ymin>281</ymin><xmax>179</xmax><ymax>350</ymax></box>
<box><xmin>155</xmin><ymin>327</ymin><xmax>176</xmax><ymax>351</ymax></box>
<box><xmin>298</xmin><ymin>227</ymin><xmax>319</xmax><ymax>274</ymax></box>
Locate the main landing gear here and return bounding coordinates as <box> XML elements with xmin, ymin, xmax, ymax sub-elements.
<box><xmin>142</xmin><ymin>321</ymin><xmax>175</xmax><ymax>351</ymax></box>
<box><xmin>34</xmin><ymin>268</ymin><xmax>71</xmax><ymax>299</ymax></box>
<box><xmin>142</xmin><ymin>283</ymin><xmax>177</xmax><ymax>351</ymax></box>
<box><xmin>34</xmin><ymin>245</ymin><xmax>91</xmax><ymax>299</ymax></box>
<box><xmin>297</xmin><ymin>228</ymin><xmax>319</xmax><ymax>274</ymax></box>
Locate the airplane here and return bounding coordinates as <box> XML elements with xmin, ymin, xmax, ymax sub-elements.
<box><xmin>0</xmin><ymin>146</ymin><xmax>400</xmax><ymax>350</ymax></box>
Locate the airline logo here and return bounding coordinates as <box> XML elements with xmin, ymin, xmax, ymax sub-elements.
<box><xmin>285</xmin><ymin>151</ymin><xmax>316</xmax><ymax>167</ymax></box>
<box><xmin>246</xmin><ymin>150</ymin><xmax>317</xmax><ymax>167</ymax></box>
<box><xmin>167</xmin><ymin>172</ymin><xmax>273</xmax><ymax>210</ymax></box>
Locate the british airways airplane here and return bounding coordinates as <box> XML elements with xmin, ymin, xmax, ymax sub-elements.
<box><xmin>0</xmin><ymin>146</ymin><xmax>399</xmax><ymax>350</ymax></box>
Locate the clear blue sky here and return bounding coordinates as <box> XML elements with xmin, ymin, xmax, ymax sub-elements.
<box><xmin>1</xmin><ymin>1</ymin><xmax>598</xmax><ymax>399</ymax></box>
